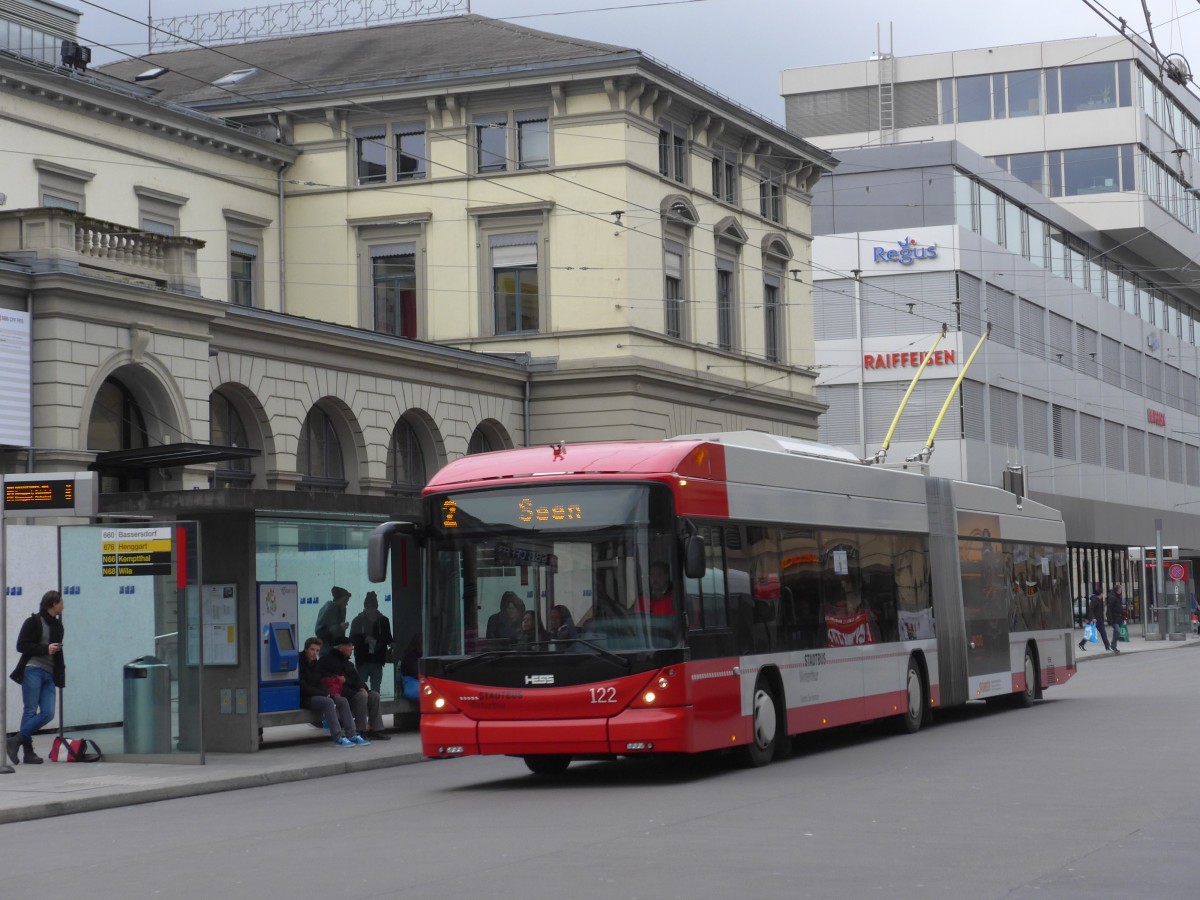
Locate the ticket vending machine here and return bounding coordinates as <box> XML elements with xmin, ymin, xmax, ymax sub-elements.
<box><xmin>257</xmin><ymin>581</ymin><xmax>300</xmax><ymax>712</ymax></box>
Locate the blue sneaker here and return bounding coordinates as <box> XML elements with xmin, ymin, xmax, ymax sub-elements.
<box><xmin>351</xmin><ymin>735</ymin><xmax>371</xmax><ymax>746</ymax></box>
<box><xmin>334</xmin><ymin>736</ymin><xmax>354</xmax><ymax>747</ymax></box>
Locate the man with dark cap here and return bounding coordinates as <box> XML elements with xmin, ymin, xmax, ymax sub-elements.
<box><xmin>349</xmin><ymin>590</ymin><xmax>393</xmax><ymax>693</ymax></box>
<box><xmin>315</xmin><ymin>586</ymin><xmax>351</xmax><ymax>657</ymax></box>
<box><xmin>319</xmin><ymin>634</ymin><xmax>390</xmax><ymax>740</ymax></box>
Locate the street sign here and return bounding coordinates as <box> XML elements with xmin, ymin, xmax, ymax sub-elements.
<box><xmin>101</xmin><ymin>526</ymin><xmax>173</xmax><ymax>577</ymax></box>
<box><xmin>1168</xmin><ymin>563</ymin><xmax>1185</xmax><ymax>582</ymax></box>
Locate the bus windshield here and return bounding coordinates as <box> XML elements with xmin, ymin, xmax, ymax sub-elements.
<box><xmin>424</xmin><ymin>483</ymin><xmax>681</xmax><ymax>658</ymax></box>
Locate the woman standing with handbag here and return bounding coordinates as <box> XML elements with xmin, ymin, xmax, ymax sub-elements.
<box><xmin>7</xmin><ymin>590</ymin><xmax>65</xmax><ymax>765</ymax></box>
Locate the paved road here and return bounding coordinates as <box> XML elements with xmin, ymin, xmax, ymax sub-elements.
<box><xmin>1</xmin><ymin>645</ymin><xmax>1197</xmax><ymax>900</ymax></box>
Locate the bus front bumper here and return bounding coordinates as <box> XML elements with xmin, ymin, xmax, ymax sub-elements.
<box><xmin>422</xmin><ymin>707</ymin><xmax>693</xmax><ymax>758</ymax></box>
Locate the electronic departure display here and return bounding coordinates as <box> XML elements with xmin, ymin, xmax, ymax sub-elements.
<box><xmin>4</xmin><ymin>478</ymin><xmax>74</xmax><ymax>512</ymax></box>
<box><xmin>1</xmin><ymin>472</ymin><xmax>98</xmax><ymax>519</ymax></box>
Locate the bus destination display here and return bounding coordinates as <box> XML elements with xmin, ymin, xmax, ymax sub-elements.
<box><xmin>4</xmin><ymin>478</ymin><xmax>74</xmax><ymax>512</ymax></box>
<box><xmin>435</xmin><ymin>485</ymin><xmax>648</xmax><ymax>532</ymax></box>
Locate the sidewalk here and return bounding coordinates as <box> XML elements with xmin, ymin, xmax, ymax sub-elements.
<box><xmin>0</xmin><ymin>724</ymin><xmax>425</xmax><ymax>825</ymax></box>
<box><xmin>2</xmin><ymin>634</ymin><xmax>1197</xmax><ymax>825</ymax></box>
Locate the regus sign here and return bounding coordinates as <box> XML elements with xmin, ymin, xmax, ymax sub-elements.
<box><xmin>872</xmin><ymin>237</ymin><xmax>938</xmax><ymax>266</ymax></box>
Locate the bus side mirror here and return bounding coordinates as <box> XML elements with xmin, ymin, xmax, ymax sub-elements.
<box><xmin>367</xmin><ymin>521</ymin><xmax>420</xmax><ymax>582</ymax></box>
<box><xmin>683</xmin><ymin>534</ymin><xmax>706</xmax><ymax>580</ymax></box>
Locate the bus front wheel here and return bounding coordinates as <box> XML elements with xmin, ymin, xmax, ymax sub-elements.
<box><xmin>739</xmin><ymin>679</ymin><xmax>778</xmax><ymax>768</ymax></box>
<box><xmin>524</xmin><ymin>755</ymin><xmax>571</xmax><ymax>775</ymax></box>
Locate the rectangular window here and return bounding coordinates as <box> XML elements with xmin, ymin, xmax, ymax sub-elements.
<box><xmin>711</xmin><ymin>148</ymin><xmax>738</xmax><ymax>203</ymax></box>
<box><xmin>664</xmin><ymin>242</ymin><xmax>685</xmax><ymax>339</ymax></box>
<box><xmin>1118</xmin><ymin>144</ymin><xmax>1133</xmax><ymax>191</ymax></box>
<box><xmin>230</xmin><ymin>240</ymin><xmax>257</xmax><ymax>308</ymax></box>
<box><xmin>1009</xmin><ymin>152</ymin><xmax>1046</xmax><ymax>194</ymax></box>
<box><xmin>956</xmin><ymin>74</ymin><xmax>992</xmax><ymax>122</ymax></box>
<box><xmin>1128</xmin><ymin>427</ymin><xmax>1146</xmax><ymax>475</ymax></box>
<box><xmin>759</xmin><ymin>169</ymin><xmax>783</xmax><ymax>223</ymax></box>
<box><xmin>954</xmin><ymin>172</ymin><xmax>976</xmax><ymax>230</ymax></box>
<box><xmin>516</xmin><ymin>109</ymin><xmax>549</xmax><ymax>169</ymax></box>
<box><xmin>1061</xmin><ymin>62</ymin><xmax>1119</xmax><ymax>112</ymax></box>
<box><xmin>1046</xmin><ymin>68</ymin><xmax>1060</xmax><ymax>114</ymax></box>
<box><xmin>991</xmin><ymin>73</ymin><xmax>1007</xmax><ymax>119</ymax></box>
<box><xmin>35</xmin><ymin>159</ymin><xmax>92</xmax><ymax>213</ymax></box>
<box><xmin>1063</xmin><ymin>146</ymin><xmax>1120</xmax><ymax>196</ymax></box>
<box><xmin>1048</xmin><ymin>150</ymin><xmax>1064</xmax><ymax>197</ymax></box>
<box><xmin>979</xmin><ymin>186</ymin><xmax>1000</xmax><ymax>244</ymax></box>
<box><xmin>940</xmin><ymin>78</ymin><xmax>955</xmax><ymax>124</ymax></box>
<box><xmin>1003</xmin><ymin>200</ymin><xmax>1023</xmax><ymax>253</ymax></box>
<box><xmin>395</xmin><ymin>125</ymin><xmax>427</xmax><ymax>180</ymax></box>
<box><xmin>1007</xmin><ymin>69</ymin><xmax>1041</xmax><ymax>117</ymax></box>
<box><xmin>716</xmin><ymin>260</ymin><xmax>736</xmax><ymax>352</ymax></box>
<box><xmin>476</xmin><ymin>113</ymin><xmax>509</xmax><ymax>173</ymax></box>
<box><xmin>1052</xmin><ymin>405</ymin><xmax>1076</xmax><ymax>460</ymax></box>
<box><xmin>658</xmin><ymin>122</ymin><xmax>688</xmax><ymax>183</ymax></box>
<box><xmin>1105</xmin><ymin>420</ymin><xmax>1124</xmax><ymax>471</ymax></box>
<box><xmin>372</xmin><ymin>244</ymin><xmax>417</xmax><ymax>339</ymax></box>
<box><xmin>141</xmin><ymin>218</ymin><xmax>174</xmax><ymax>236</ymax></box>
<box><xmin>491</xmin><ymin>233</ymin><xmax>539</xmax><ymax>334</ymax></box>
<box><xmin>763</xmin><ymin>277</ymin><xmax>781</xmax><ymax>363</ymax></box>
<box><xmin>355</xmin><ymin>127</ymin><xmax>387</xmax><ymax>184</ymax></box>
<box><xmin>1027</xmin><ymin>215</ymin><xmax>1046</xmax><ymax>267</ymax></box>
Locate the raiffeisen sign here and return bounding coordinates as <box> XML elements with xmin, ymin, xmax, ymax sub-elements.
<box><xmin>872</xmin><ymin>236</ymin><xmax>938</xmax><ymax>266</ymax></box>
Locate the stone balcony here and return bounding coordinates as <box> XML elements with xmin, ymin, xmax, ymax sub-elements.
<box><xmin>0</xmin><ymin>207</ymin><xmax>206</xmax><ymax>296</ymax></box>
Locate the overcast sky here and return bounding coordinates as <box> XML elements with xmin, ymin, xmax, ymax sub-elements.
<box><xmin>79</xmin><ymin>0</ymin><xmax>1200</xmax><ymax>118</ymax></box>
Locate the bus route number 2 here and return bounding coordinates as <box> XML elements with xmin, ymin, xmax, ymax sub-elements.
<box><xmin>589</xmin><ymin>687</ymin><xmax>616</xmax><ymax>704</ymax></box>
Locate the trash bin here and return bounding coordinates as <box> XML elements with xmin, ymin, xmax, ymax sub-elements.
<box><xmin>123</xmin><ymin>656</ymin><xmax>172</xmax><ymax>754</ymax></box>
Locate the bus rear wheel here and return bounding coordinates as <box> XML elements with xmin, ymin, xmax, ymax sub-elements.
<box><xmin>1014</xmin><ymin>645</ymin><xmax>1038</xmax><ymax>708</ymax></box>
<box><xmin>524</xmin><ymin>755</ymin><xmax>571</xmax><ymax>775</ymax></box>
<box><xmin>739</xmin><ymin>679</ymin><xmax>778</xmax><ymax>768</ymax></box>
<box><xmin>898</xmin><ymin>656</ymin><xmax>926</xmax><ymax>734</ymax></box>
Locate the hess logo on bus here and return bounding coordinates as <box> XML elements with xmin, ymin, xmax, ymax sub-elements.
<box><xmin>525</xmin><ymin>674</ymin><xmax>554</xmax><ymax>685</ymax></box>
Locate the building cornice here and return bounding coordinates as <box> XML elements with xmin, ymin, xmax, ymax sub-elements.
<box><xmin>0</xmin><ymin>53</ymin><xmax>296</xmax><ymax>167</ymax></box>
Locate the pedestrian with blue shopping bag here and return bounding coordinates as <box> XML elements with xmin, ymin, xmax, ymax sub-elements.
<box><xmin>1079</xmin><ymin>582</ymin><xmax>1111</xmax><ymax>652</ymax></box>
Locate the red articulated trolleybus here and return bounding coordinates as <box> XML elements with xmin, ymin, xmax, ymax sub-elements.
<box><xmin>367</xmin><ymin>431</ymin><xmax>1075</xmax><ymax>775</ymax></box>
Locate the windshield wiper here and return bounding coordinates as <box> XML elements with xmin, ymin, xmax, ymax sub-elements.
<box><xmin>444</xmin><ymin>650</ymin><xmax>521</xmax><ymax>673</ymax></box>
<box><xmin>556</xmin><ymin>637</ymin><xmax>631</xmax><ymax>668</ymax></box>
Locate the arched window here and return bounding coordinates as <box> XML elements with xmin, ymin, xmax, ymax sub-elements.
<box><xmin>297</xmin><ymin>406</ymin><xmax>346</xmax><ymax>492</ymax></box>
<box><xmin>388</xmin><ymin>417</ymin><xmax>426</xmax><ymax>490</ymax></box>
<box><xmin>87</xmin><ymin>377</ymin><xmax>150</xmax><ymax>492</ymax></box>
<box><xmin>467</xmin><ymin>426</ymin><xmax>496</xmax><ymax>455</ymax></box>
<box><xmin>210</xmin><ymin>390</ymin><xmax>254</xmax><ymax>488</ymax></box>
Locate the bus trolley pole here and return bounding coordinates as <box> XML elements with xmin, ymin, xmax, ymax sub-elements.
<box><xmin>866</xmin><ymin>325</ymin><xmax>947</xmax><ymax>466</ymax></box>
<box><xmin>909</xmin><ymin>325</ymin><xmax>990</xmax><ymax>465</ymax></box>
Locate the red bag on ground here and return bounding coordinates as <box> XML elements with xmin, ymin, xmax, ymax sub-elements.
<box><xmin>49</xmin><ymin>736</ymin><xmax>103</xmax><ymax>762</ymax></box>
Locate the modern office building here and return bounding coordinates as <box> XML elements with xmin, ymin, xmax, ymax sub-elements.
<box><xmin>782</xmin><ymin>35</ymin><xmax>1200</xmax><ymax>606</ymax></box>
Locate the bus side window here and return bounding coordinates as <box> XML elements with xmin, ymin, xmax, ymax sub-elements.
<box><xmin>779</xmin><ymin>528</ymin><xmax>821</xmax><ymax>650</ymax></box>
<box><xmin>723</xmin><ymin>527</ymin><xmax>753</xmax><ymax>653</ymax></box>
